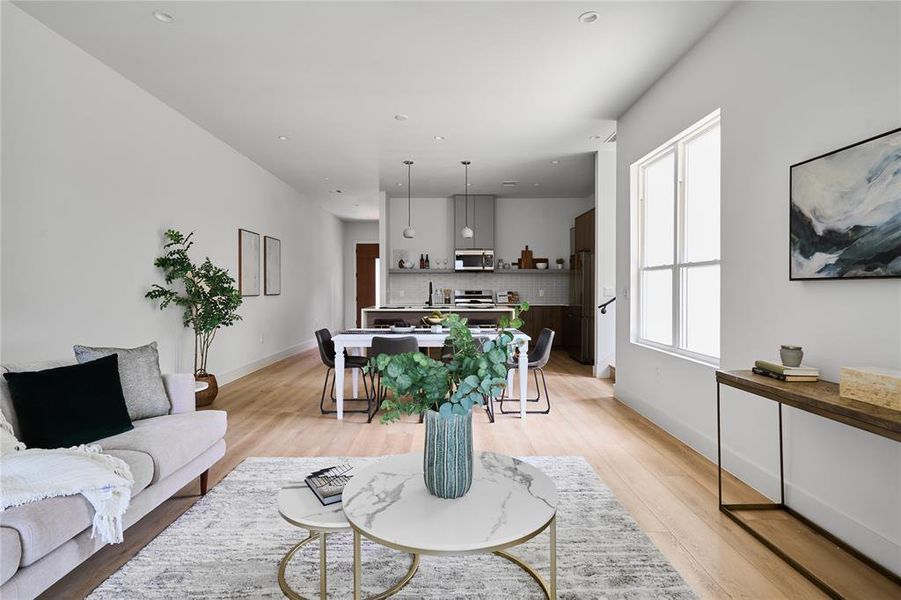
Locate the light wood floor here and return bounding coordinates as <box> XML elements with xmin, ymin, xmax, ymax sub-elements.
<box><xmin>44</xmin><ymin>350</ymin><xmax>898</xmax><ymax>599</ymax></box>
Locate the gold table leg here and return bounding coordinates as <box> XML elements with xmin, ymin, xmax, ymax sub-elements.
<box><xmin>319</xmin><ymin>532</ymin><xmax>327</xmax><ymax>599</ymax></box>
<box><xmin>492</xmin><ymin>516</ymin><xmax>558</xmax><ymax>600</ymax></box>
<box><xmin>279</xmin><ymin>530</ymin><xmax>418</xmax><ymax>600</ymax></box>
<box><xmin>278</xmin><ymin>533</ymin><xmax>317</xmax><ymax>600</ymax></box>
<box><xmin>353</xmin><ymin>530</ymin><xmax>362</xmax><ymax>600</ymax></box>
<box><xmin>550</xmin><ymin>515</ymin><xmax>557</xmax><ymax>600</ymax></box>
<box><xmin>347</xmin><ymin>515</ymin><xmax>556</xmax><ymax>599</ymax></box>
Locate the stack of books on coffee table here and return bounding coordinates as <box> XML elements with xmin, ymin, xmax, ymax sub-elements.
<box><xmin>753</xmin><ymin>360</ymin><xmax>819</xmax><ymax>382</ymax></box>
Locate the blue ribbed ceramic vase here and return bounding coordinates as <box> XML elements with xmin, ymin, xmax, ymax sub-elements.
<box><xmin>423</xmin><ymin>408</ymin><xmax>473</xmax><ymax>499</ymax></box>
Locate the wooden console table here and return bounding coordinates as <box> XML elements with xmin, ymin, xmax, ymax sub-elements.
<box><xmin>715</xmin><ymin>370</ymin><xmax>901</xmax><ymax>599</ymax></box>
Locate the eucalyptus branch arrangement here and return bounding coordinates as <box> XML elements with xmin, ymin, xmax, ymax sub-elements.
<box><xmin>145</xmin><ymin>229</ymin><xmax>243</xmax><ymax>375</ymax></box>
<box><xmin>371</xmin><ymin>303</ymin><xmax>529</xmax><ymax>423</ymax></box>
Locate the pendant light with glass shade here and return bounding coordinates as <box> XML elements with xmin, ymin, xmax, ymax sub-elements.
<box><xmin>460</xmin><ymin>160</ymin><xmax>474</xmax><ymax>239</ymax></box>
<box><xmin>402</xmin><ymin>160</ymin><xmax>415</xmax><ymax>239</ymax></box>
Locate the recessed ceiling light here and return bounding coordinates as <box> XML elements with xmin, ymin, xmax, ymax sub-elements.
<box><xmin>551</xmin><ymin>160</ymin><xmax>560</xmax><ymax>165</ymax></box>
<box><xmin>397</xmin><ymin>182</ymin><xmax>404</xmax><ymax>187</ymax></box>
<box><xmin>534</xmin><ymin>183</ymin><xmax>541</xmax><ymax>187</ymax></box>
<box><xmin>466</xmin><ymin>183</ymin><xmax>472</xmax><ymax>187</ymax></box>
<box><xmin>277</xmin><ymin>135</ymin><xmax>290</xmax><ymax>141</ymax></box>
<box><xmin>502</xmin><ymin>181</ymin><xmax>518</xmax><ymax>187</ymax></box>
<box><xmin>152</xmin><ymin>11</ymin><xmax>175</xmax><ymax>23</ymax></box>
<box><xmin>433</xmin><ymin>135</ymin><xmax>446</xmax><ymax>141</ymax></box>
<box><xmin>578</xmin><ymin>11</ymin><xmax>599</xmax><ymax>24</ymax></box>
<box><xmin>588</xmin><ymin>135</ymin><xmax>602</xmax><ymax>141</ymax></box>
<box><xmin>394</xmin><ymin>114</ymin><xmax>409</xmax><ymax>121</ymax></box>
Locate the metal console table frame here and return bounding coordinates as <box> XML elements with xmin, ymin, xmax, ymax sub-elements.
<box><xmin>715</xmin><ymin>370</ymin><xmax>901</xmax><ymax>599</ymax></box>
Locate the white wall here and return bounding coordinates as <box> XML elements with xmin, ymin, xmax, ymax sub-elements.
<box><xmin>595</xmin><ymin>150</ymin><xmax>616</xmax><ymax>377</ymax></box>
<box><xmin>1</xmin><ymin>5</ymin><xmax>344</xmax><ymax>381</ymax></box>
<box><xmin>342</xmin><ymin>220</ymin><xmax>379</xmax><ymax>328</ymax></box>
<box><xmin>615</xmin><ymin>1</ymin><xmax>901</xmax><ymax>573</ymax></box>
<box><xmin>0</xmin><ymin>3</ymin><xmax>4</xmax><ymax>365</ymax></box>
<box><xmin>387</xmin><ymin>196</ymin><xmax>454</xmax><ymax>266</ymax></box>
<box><xmin>495</xmin><ymin>196</ymin><xmax>593</xmax><ymax>266</ymax></box>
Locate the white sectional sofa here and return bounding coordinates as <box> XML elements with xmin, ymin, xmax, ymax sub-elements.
<box><xmin>0</xmin><ymin>360</ymin><xmax>227</xmax><ymax>599</ymax></box>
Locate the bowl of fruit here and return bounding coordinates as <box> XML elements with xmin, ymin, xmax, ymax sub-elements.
<box><xmin>421</xmin><ymin>310</ymin><xmax>446</xmax><ymax>327</ymax></box>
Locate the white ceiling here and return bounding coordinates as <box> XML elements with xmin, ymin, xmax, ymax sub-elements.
<box><xmin>15</xmin><ymin>1</ymin><xmax>733</xmax><ymax>220</ymax></box>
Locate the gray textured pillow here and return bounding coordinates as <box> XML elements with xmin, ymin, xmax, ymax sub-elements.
<box><xmin>73</xmin><ymin>342</ymin><xmax>170</xmax><ymax>421</ymax></box>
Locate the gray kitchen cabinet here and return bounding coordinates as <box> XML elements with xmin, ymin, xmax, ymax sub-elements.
<box><xmin>453</xmin><ymin>194</ymin><xmax>474</xmax><ymax>249</ymax></box>
<box><xmin>453</xmin><ymin>195</ymin><xmax>495</xmax><ymax>249</ymax></box>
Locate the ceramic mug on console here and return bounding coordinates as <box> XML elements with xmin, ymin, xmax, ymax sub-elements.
<box><xmin>780</xmin><ymin>345</ymin><xmax>803</xmax><ymax>367</ymax></box>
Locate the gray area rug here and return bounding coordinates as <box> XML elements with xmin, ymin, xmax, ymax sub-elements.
<box><xmin>89</xmin><ymin>456</ymin><xmax>695</xmax><ymax>599</ymax></box>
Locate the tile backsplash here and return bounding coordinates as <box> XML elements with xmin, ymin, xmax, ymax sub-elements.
<box><xmin>387</xmin><ymin>270</ymin><xmax>569</xmax><ymax>305</ymax></box>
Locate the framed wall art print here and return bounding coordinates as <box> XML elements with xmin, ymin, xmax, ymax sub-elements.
<box><xmin>238</xmin><ymin>228</ymin><xmax>261</xmax><ymax>296</ymax></box>
<box><xmin>790</xmin><ymin>127</ymin><xmax>901</xmax><ymax>280</ymax></box>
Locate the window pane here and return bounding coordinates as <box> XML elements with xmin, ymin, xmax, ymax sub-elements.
<box><xmin>642</xmin><ymin>151</ymin><xmax>675</xmax><ymax>267</ymax></box>
<box><xmin>641</xmin><ymin>269</ymin><xmax>672</xmax><ymax>345</ymax></box>
<box><xmin>683</xmin><ymin>125</ymin><xmax>721</xmax><ymax>263</ymax></box>
<box><xmin>681</xmin><ymin>264</ymin><xmax>720</xmax><ymax>358</ymax></box>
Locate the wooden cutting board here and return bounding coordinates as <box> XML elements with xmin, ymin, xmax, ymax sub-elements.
<box><xmin>519</xmin><ymin>245</ymin><xmax>534</xmax><ymax>269</ymax></box>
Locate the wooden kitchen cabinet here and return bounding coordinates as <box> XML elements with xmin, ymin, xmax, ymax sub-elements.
<box><xmin>574</xmin><ymin>208</ymin><xmax>595</xmax><ymax>252</ymax></box>
<box><xmin>521</xmin><ymin>305</ymin><xmax>565</xmax><ymax>348</ymax></box>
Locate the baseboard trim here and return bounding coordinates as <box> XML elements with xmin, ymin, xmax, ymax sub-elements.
<box><xmin>217</xmin><ymin>338</ymin><xmax>317</xmax><ymax>385</ymax></box>
<box><xmin>614</xmin><ymin>385</ymin><xmax>901</xmax><ymax>575</ymax></box>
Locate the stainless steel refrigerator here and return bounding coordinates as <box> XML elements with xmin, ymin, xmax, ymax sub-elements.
<box><xmin>567</xmin><ymin>250</ymin><xmax>595</xmax><ymax>364</ymax></box>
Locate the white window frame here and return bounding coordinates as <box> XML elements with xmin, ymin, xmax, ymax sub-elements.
<box><xmin>632</xmin><ymin>110</ymin><xmax>721</xmax><ymax>366</ymax></box>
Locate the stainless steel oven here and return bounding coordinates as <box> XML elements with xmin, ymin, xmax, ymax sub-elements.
<box><xmin>454</xmin><ymin>249</ymin><xmax>494</xmax><ymax>271</ymax></box>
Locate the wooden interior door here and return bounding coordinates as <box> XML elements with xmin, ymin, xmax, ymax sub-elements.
<box><xmin>355</xmin><ymin>243</ymin><xmax>379</xmax><ymax>327</ymax></box>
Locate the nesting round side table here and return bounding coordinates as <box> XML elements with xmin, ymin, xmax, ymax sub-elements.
<box><xmin>342</xmin><ymin>452</ymin><xmax>559</xmax><ymax>600</ymax></box>
<box><xmin>277</xmin><ymin>483</ymin><xmax>419</xmax><ymax>600</ymax></box>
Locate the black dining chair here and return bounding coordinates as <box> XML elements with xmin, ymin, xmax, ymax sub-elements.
<box><xmin>314</xmin><ymin>328</ymin><xmax>375</xmax><ymax>419</ymax></box>
<box><xmin>498</xmin><ymin>328</ymin><xmax>555</xmax><ymax>415</ymax></box>
<box><xmin>369</xmin><ymin>336</ymin><xmax>420</xmax><ymax>423</ymax></box>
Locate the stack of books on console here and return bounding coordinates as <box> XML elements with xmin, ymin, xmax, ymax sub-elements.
<box><xmin>753</xmin><ymin>360</ymin><xmax>819</xmax><ymax>383</ymax></box>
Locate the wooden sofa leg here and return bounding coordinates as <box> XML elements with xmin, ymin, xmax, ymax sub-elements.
<box><xmin>200</xmin><ymin>469</ymin><xmax>209</xmax><ymax>496</ymax></box>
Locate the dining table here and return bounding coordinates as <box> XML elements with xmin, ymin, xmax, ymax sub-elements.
<box><xmin>331</xmin><ymin>328</ymin><xmax>532</xmax><ymax>420</ymax></box>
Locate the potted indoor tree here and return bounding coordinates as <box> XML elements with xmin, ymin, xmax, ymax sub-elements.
<box><xmin>372</xmin><ymin>304</ymin><xmax>528</xmax><ymax>498</ymax></box>
<box><xmin>146</xmin><ymin>229</ymin><xmax>243</xmax><ymax>406</ymax></box>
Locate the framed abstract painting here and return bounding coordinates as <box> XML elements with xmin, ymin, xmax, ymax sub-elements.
<box><xmin>790</xmin><ymin>127</ymin><xmax>901</xmax><ymax>280</ymax></box>
<box><xmin>264</xmin><ymin>235</ymin><xmax>281</xmax><ymax>296</ymax></box>
<box><xmin>238</xmin><ymin>228</ymin><xmax>260</xmax><ymax>296</ymax></box>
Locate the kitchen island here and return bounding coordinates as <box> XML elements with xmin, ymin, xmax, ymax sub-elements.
<box><xmin>361</xmin><ymin>305</ymin><xmax>516</xmax><ymax>328</ymax></box>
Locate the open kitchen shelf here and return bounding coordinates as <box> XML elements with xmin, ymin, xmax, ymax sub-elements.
<box><xmin>388</xmin><ymin>269</ymin><xmax>569</xmax><ymax>274</ymax></box>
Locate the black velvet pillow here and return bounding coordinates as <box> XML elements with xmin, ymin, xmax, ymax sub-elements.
<box><xmin>3</xmin><ymin>354</ymin><xmax>133</xmax><ymax>449</ymax></box>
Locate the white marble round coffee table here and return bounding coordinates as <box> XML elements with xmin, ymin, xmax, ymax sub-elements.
<box><xmin>277</xmin><ymin>482</ymin><xmax>419</xmax><ymax>600</ymax></box>
<box><xmin>342</xmin><ymin>452</ymin><xmax>558</xmax><ymax>599</ymax></box>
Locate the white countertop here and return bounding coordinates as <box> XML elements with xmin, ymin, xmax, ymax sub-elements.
<box><xmin>363</xmin><ymin>305</ymin><xmax>515</xmax><ymax>312</ymax></box>
<box><xmin>342</xmin><ymin>452</ymin><xmax>557</xmax><ymax>554</ymax></box>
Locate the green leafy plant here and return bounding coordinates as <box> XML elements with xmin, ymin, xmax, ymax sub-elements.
<box><xmin>145</xmin><ymin>229</ymin><xmax>243</xmax><ymax>375</ymax></box>
<box><xmin>371</xmin><ymin>303</ymin><xmax>529</xmax><ymax>423</ymax></box>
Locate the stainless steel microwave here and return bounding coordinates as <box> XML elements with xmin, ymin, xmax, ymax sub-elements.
<box><xmin>455</xmin><ymin>249</ymin><xmax>494</xmax><ymax>271</ymax></box>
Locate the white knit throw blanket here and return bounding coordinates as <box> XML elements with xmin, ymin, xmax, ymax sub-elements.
<box><xmin>0</xmin><ymin>445</ymin><xmax>134</xmax><ymax>544</ymax></box>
